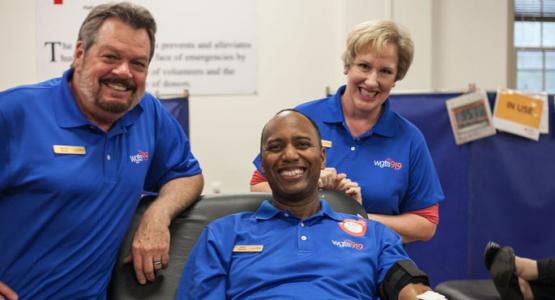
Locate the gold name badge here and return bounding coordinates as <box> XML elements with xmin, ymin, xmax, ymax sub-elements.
<box><xmin>321</xmin><ymin>139</ymin><xmax>332</xmax><ymax>148</ymax></box>
<box><xmin>53</xmin><ymin>145</ymin><xmax>86</xmax><ymax>155</ymax></box>
<box><xmin>233</xmin><ymin>245</ymin><xmax>264</xmax><ymax>253</ymax></box>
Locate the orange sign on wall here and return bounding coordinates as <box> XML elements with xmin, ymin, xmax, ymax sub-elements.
<box><xmin>495</xmin><ymin>91</ymin><xmax>543</xmax><ymax>129</ymax></box>
<box><xmin>493</xmin><ymin>89</ymin><xmax>548</xmax><ymax>141</ymax></box>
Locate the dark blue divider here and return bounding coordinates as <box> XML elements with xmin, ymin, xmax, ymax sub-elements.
<box><xmin>160</xmin><ymin>97</ymin><xmax>189</xmax><ymax>137</ymax></box>
<box><xmin>469</xmin><ymin>93</ymin><xmax>555</xmax><ymax>279</ymax></box>
<box><xmin>389</xmin><ymin>92</ymin><xmax>555</xmax><ymax>285</ymax></box>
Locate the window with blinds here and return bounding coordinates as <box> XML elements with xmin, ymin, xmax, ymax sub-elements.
<box><xmin>514</xmin><ymin>0</ymin><xmax>555</xmax><ymax>92</ymax></box>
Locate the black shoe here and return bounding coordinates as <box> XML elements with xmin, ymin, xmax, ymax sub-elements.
<box><xmin>484</xmin><ymin>241</ymin><xmax>501</xmax><ymax>271</ymax></box>
<box><xmin>488</xmin><ymin>245</ymin><xmax>524</xmax><ymax>300</ymax></box>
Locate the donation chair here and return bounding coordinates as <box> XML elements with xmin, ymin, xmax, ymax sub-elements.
<box><xmin>107</xmin><ymin>190</ymin><xmax>367</xmax><ymax>299</ymax></box>
<box><xmin>435</xmin><ymin>279</ymin><xmax>501</xmax><ymax>300</ymax></box>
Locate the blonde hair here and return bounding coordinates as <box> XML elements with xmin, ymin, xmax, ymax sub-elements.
<box><xmin>342</xmin><ymin>20</ymin><xmax>414</xmax><ymax>81</ymax></box>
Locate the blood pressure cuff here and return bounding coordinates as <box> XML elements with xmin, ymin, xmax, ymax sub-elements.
<box><xmin>378</xmin><ymin>259</ymin><xmax>430</xmax><ymax>300</ymax></box>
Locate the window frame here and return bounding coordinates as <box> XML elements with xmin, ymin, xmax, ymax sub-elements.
<box><xmin>513</xmin><ymin>0</ymin><xmax>555</xmax><ymax>92</ymax></box>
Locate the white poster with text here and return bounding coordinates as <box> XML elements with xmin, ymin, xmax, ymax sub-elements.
<box><xmin>37</xmin><ymin>0</ymin><xmax>257</xmax><ymax>96</ymax></box>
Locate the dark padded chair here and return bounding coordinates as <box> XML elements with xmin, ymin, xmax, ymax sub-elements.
<box><xmin>107</xmin><ymin>190</ymin><xmax>367</xmax><ymax>299</ymax></box>
<box><xmin>435</xmin><ymin>279</ymin><xmax>501</xmax><ymax>300</ymax></box>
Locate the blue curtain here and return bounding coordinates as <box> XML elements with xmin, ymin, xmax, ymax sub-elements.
<box><xmin>389</xmin><ymin>92</ymin><xmax>555</xmax><ymax>285</ymax></box>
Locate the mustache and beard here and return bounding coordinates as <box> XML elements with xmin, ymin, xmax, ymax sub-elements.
<box><xmin>96</xmin><ymin>77</ymin><xmax>139</xmax><ymax>113</ymax></box>
<box><xmin>76</xmin><ymin>62</ymin><xmax>142</xmax><ymax>114</ymax></box>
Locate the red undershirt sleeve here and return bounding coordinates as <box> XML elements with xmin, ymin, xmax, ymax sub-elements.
<box><xmin>250</xmin><ymin>170</ymin><xmax>267</xmax><ymax>186</ymax></box>
<box><xmin>407</xmin><ymin>204</ymin><xmax>439</xmax><ymax>224</ymax></box>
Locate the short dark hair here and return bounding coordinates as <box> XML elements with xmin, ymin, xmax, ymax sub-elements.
<box><xmin>260</xmin><ymin>109</ymin><xmax>322</xmax><ymax>154</ymax></box>
<box><xmin>77</xmin><ymin>2</ymin><xmax>157</xmax><ymax>61</ymax></box>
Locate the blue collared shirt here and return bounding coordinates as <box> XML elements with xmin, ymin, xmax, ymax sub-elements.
<box><xmin>177</xmin><ymin>200</ymin><xmax>411</xmax><ymax>300</ymax></box>
<box><xmin>254</xmin><ymin>86</ymin><xmax>444</xmax><ymax>215</ymax></box>
<box><xmin>0</xmin><ymin>69</ymin><xmax>202</xmax><ymax>299</ymax></box>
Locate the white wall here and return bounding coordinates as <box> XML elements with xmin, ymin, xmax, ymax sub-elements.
<box><xmin>431</xmin><ymin>0</ymin><xmax>510</xmax><ymax>91</ymax></box>
<box><xmin>0</xmin><ymin>0</ymin><xmax>510</xmax><ymax>195</ymax></box>
<box><xmin>0</xmin><ymin>1</ymin><xmax>36</xmax><ymax>88</ymax></box>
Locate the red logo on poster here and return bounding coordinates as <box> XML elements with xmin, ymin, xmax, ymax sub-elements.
<box><xmin>54</xmin><ymin>0</ymin><xmax>63</xmax><ymax>4</ymax></box>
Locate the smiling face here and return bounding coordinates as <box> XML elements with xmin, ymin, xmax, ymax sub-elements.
<box><xmin>261</xmin><ymin>111</ymin><xmax>325</xmax><ymax>203</ymax></box>
<box><xmin>71</xmin><ymin>17</ymin><xmax>150</xmax><ymax>129</ymax></box>
<box><xmin>342</xmin><ymin>43</ymin><xmax>398</xmax><ymax>120</ymax></box>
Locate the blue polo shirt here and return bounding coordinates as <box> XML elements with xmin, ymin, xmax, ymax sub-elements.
<box><xmin>254</xmin><ymin>86</ymin><xmax>444</xmax><ymax>215</ymax></box>
<box><xmin>0</xmin><ymin>69</ymin><xmax>202</xmax><ymax>299</ymax></box>
<box><xmin>177</xmin><ymin>200</ymin><xmax>411</xmax><ymax>300</ymax></box>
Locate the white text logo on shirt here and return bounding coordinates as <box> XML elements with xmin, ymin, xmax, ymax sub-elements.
<box><xmin>130</xmin><ymin>150</ymin><xmax>149</xmax><ymax>164</ymax></box>
<box><xmin>331</xmin><ymin>239</ymin><xmax>364</xmax><ymax>251</ymax></box>
<box><xmin>373</xmin><ymin>158</ymin><xmax>403</xmax><ymax>170</ymax></box>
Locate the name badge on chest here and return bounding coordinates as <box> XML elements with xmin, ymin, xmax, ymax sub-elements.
<box><xmin>321</xmin><ymin>139</ymin><xmax>332</xmax><ymax>148</ymax></box>
<box><xmin>233</xmin><ymin>245</ymin><xmax>264</xmax><ymax>253</ymax></box>
<box><xmin>53</xmin><ymin>145</ymin><xmax>86</xmax><ymax>155</ymax></box>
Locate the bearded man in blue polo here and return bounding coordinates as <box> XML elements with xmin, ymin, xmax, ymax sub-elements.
<box><xmin>0</xmin><ymin>3</ymin><xmax>203</xmax><ymax>299</ymax></box>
